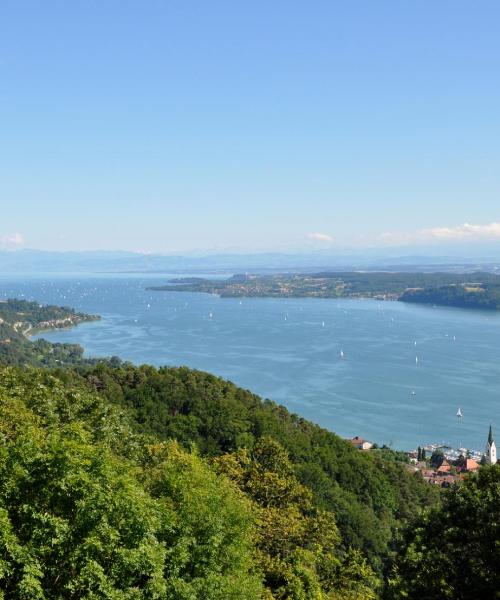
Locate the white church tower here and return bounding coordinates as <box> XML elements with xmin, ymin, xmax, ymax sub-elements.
<box><xmin>486</xmin><ymin>425</ymin><xmax>497</xmax><ymax>465</ymax></box>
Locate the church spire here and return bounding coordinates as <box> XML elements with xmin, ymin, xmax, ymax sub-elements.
<box><xmin>486</xmin><ymin>425</ymin><xmax>497</xmax><ymax>465</ymax></box>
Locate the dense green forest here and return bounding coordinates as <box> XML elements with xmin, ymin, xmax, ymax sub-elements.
<box><xmin>0</xmin><ymin>366</ymin><xmax>381</xmax><ymax>598</ymax></box>
<box><xmin>387</xmin><ymin>466</ymin><xmax>500</xmax><ymax>599</ymax></box>
<box><xmin>0</xmin><ymin>299</ymin><xmax>106</xmax><ymax>367</ymax></box>
<box><xmin>400</xmin><ymin>283</ymin><xmax>500</xmax><ymax>310</ymax></box>
<box><xmin>0</xmin><ymin>298</ymin><xmax>99</xmax><ymax>328</ymax></box>
<box><xmin>0</xmin><ymin>298</ymin><xmax>499</xmax><ymax>598</ymax></box>
<box><xmin>62</xmin><ymin>363</ymin><xmax>439</xmax><ymax>574</ymax></box>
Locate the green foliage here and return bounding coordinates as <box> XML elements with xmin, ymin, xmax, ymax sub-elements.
<box><xmin>0</xmin><ymin>298</ymin><xmax>96</xmax><ymax>327</ymax></box>
<box><xmin>215</xmin><ymin>437</ymin><xmax>379</xmax><ymax>599</ymax></box>
<box><xmin>0</xmin><ymin>299</ymin><xmax>101</xmax><ymax>368</ymax></box>
<box><xmin>142</xmin><ymin>441</ymin><xmax>261</xmax><ymax>599</ymax></box>
<box><xmin>387</xmin><ymin>465</ymin><xmax>500</xmax><ymax>600</ymax></box>
<box><xmin>0</xmin><ymin>367</ymin><xmax>262</xmax><ymax>599</ymax></box>
<box><xmin>0</xmin><ymin>334</ymin><xmax>87</xmax><ymax>368</ymax></box>
<box><xmin>430</xmin><ymin>449</ymin><xmax>444</xmax><ymax>468</ymax></box>
<box><xmin>401</xmin><ymin>283</ymin><xmax>500</xmax><ymax>310</ymax></box>
<box><xmin>371</xmin><ymin>447</ymin><xmax>409</xmax><ymax>464</ymax></box>
<box><xmin>72</xmin><ymin>363</ymin><xmax>438</xmax><ymax>575</ymax></box>
<box><xmin>0</xmin><ymin>365</ymin><xmax>385</xmax><ymax>599</ymax></box>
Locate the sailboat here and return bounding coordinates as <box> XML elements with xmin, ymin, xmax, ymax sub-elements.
<box><xmin>340</xmin><ymin>349</ymin><xmax>345</xmax><ymax>359</ymax></box>
<box><xmin>457</xmin><ymin>407</ymin><xmax>463</xmax><ymax>418</ymax></box>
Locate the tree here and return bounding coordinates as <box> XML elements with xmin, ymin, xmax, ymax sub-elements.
<box><xmin>214</xmin><ymin>437</ymin><xmax>379</xmax><ymax>600</ymax></box>
<box><xmin>0</xmin><ymin>367</ymin><xmax>262</xmax><ymax>599</ymax></box>
<box><xmin>430</xmin><ymin>449</ymin><xmax>444</xmax><ymax>468</ymax></box>
<box><xmin>387</xmin><ymin>465</ymin><xmax>500</xmax><ymax>599</ymax></box>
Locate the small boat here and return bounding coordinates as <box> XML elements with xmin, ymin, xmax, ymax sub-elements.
<box><xmin>410</xmin><ymin>390</ymin><xmax>416</xmax><ymax>396</ymax></box>
<box><xmin>322</xmin><ymin>321</ymin><xmax>325</xmax><ymax>327</ymax></box>
<box><xmin>415</xmin><ymin>356</ymin><xmax>419</xmax><ymax>365</ymax></box>
<box><xmin>457</xmin><ymin>407</ymin><xmax>463</xmax><ymax>418</ymax></box>
<box><xmin>340</xmin><ymin>349</ymin><xmax>345</xmax><ymax>359</ymax></box>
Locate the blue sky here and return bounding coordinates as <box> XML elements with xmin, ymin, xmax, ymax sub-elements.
<box><xmin>1</xmin><ymin>1</ymin><xmax>499</xmax><ymax>253</ymax></box>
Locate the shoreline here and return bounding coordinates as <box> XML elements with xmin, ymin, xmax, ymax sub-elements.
<box><xmin>24</xmin><ymin>315</ymin><xmax>101</xmax><ymax>340</ymax></box>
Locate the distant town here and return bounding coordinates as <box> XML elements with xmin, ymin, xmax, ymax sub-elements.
<box><xmin>349</xmin><ymin>425</ymin><xmax>497</xmax><ymax>488</ymax></box>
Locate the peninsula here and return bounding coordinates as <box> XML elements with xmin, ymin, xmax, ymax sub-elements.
<box><xmin>147</xmin><ymin>271</ymin><xmax>500</xmax><ymax>309</ymax></box>
<box><xmin>0</xmin><ymin>299</ymin><xmax>100</xmax><ymax>366</ymax></box>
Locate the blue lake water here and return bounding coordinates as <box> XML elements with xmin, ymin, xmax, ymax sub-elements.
<box><xmin>1</xmin><ymin>273</ymin><xmax>499</xmax><ymax>451</ymax></box>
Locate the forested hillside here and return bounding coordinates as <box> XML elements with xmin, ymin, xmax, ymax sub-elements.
<box><xmin>0</xmin><ymin>366</ymin><xmax>378</xmax><ymax>599</ymax></box>
<box><xmin>400</xmin><ymin>283</ymin><xmax>500</xmax><ymax>310</ymax></box>
<box><xmin>0</xmin><ymin>298</ymin><xmax>99</xmax><ymax>328</ymax></box>
<box><xmin>2</xmin><ymin>298</ymin><xmax>498</xmax><ymax>598</ymax></box>
<box><xmin>61</xmin><ymin>363</ymin><xmax>438</xmax><ymax>576</ymax></box>
<box><xmin>0</xmin><ymin>299</ymin><xmax>100</xmax><ymax>367</ymax></box>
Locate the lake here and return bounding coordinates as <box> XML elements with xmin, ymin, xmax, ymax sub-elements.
<box><xmin>1</xmin><ymin>273</ymin><xmax>499</xmax><ymax>451</ymax></box>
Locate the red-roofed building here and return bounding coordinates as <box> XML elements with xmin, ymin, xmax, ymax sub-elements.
<box><xmin>436</xmin><ymin>460</ymin><xmax>451</xmax><ymax>474</ymax></box>
<box><xmin>349</xmin><ymin>436</ymin><xmax>374</xmax><ymax>450</ymax></box>
<box><xmin>463</xmin><ymin>458</ymin><xmax>479</xmax><ymax>472</ymax></box>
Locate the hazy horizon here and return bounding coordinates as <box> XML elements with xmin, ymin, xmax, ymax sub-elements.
<box><xmin>4</xmin><ymin>243</ymin><xmax>500</xmax><ymax>258</ymax></box>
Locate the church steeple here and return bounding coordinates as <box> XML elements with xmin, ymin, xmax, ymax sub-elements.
<box><xmin>486</xmin><ymin>425</ymin><xmax>497</xmax><ymax>465</ymax></box>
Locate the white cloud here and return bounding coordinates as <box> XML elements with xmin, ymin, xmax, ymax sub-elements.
<box><xmin>306</xmin><ymin>232</ymin><xmax>334</xmax><ymax>243</ymax></box>
<box><xmin>380</xmin><ymin>222</ymin><xmax>500</xmax><ymax>245</ymax></box>
<box><xmin>0</xmin><ymin>232</ymin><xmax>24</xmax><ymax>248</ymax></box>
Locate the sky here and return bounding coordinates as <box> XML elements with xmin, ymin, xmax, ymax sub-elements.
<box><xmin>1</xmin><ymin>1</ymin><xmax>500</xmax><ymax>254</ymax></box>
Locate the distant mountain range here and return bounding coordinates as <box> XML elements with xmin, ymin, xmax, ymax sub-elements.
<box><xmin>1</xmin><ymin>248</ymin><xmax>500</xmax><ymax>274</ymax></box>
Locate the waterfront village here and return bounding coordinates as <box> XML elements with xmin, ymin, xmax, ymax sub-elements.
<box><xmin>348</xmin><ymin>425</ymin><xmax>497</xmax><ymax>488</ymax></box>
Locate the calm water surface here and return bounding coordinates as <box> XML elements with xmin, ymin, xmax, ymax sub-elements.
<box><xmin>1</xmin><ymin>273</ymin><xmax>499</xmax><ymax>451</ymax></box>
